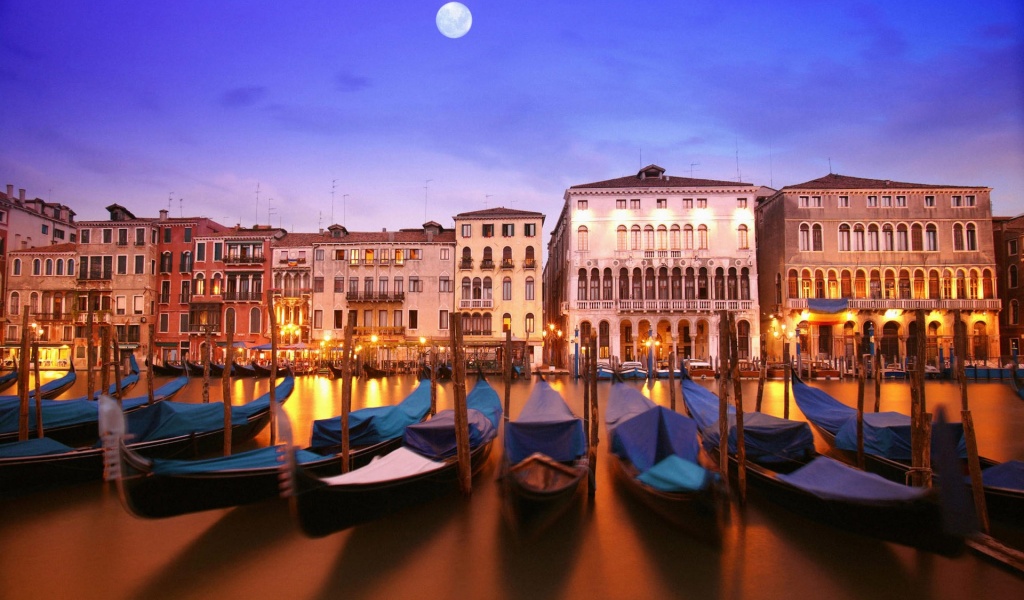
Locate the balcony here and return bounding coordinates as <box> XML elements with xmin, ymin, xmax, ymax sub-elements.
<box><xmin>223</xmin><ymin>291</ymin><xmax>263</xmax><ymax>302</ymax></box>
<box><xmin>275</xmin><ymin>288</ymin><xmax>311</xmax><ymax>299</ymax></box>
<box><xmin>480</xmin><ymin>260</ymin><xmax>495</xmax><ymax>270</ymax></box>
<box><xmin>277</xmin><ymin>257</ymin><xmax>307</xmax><ymax>264</ymax></box>
<box><xmin>615</xmin><ymin>299</ymin><xmax>755</xmax><ymax>313</ymax></box>
<box><xmin>500</xmin><ymin>259</ymin><xmax>515</xmax><ymax>270</ymax></box>
<box><xmin>185</xmin><ymin>323</ymin><xmax>221</xmax><ymax>334</ymax></box>
<box><xmin>523</xmin><ymin>259</ymin><xmax>537</xmax><ymax>270</ymax></box>
<box><xmin>353</xmin><ymin>326</ymin><xmax>406</xmax><ymax>338</ymax></box>
<box><xmin>34</xmin><ymin>311</ymin><xmax>72</xmax><ymax>322</ymax></box>
<box><xmin>459</xmin><ymin>299</ymin><xmax>494</xmax><ymax>309</ymax></box>
<box><xmin>224</xmin><ymin>254</ymin><xmax>266</xmax><ymax>265</ymax></box>
<box><xmin>459</xmin><ymin>259</ymin><xmax>473</xmax><ymax>270</ymax></box>
<box><xmin>346</xmin><ymin>291</ymin><xmax>406</xmax><ymax>303</ymax></box>
<box><xmin>179</xmin><ymin>293</ymin><xmax>192</xmax><ymax>303</ymax></box>
<box><xmin>785</xmin><ymin>298</ymin><xmax>1002</xmax><ymax>312</ymax></box>
<box><xmin>158</xmin><ymin>294</ymin><xmax>171</xmax><ymax>304</ymax></box>
<box><xmin>78</xmin><ymin>271</ymin><xmax>113</xmax><ymax>281</ymax></box>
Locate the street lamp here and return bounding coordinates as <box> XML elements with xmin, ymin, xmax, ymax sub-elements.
<box><xmin>573</xmin><ymin>326</ymin><xmax>580</xmax><ymax>381</ymax></box>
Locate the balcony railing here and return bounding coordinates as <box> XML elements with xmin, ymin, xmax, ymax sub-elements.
<box><xmin>179</xmin><ymin>293</ymin><xmax>192</xmax><ymax>303</ymax></box>
<box><xmin>224</xmin><ymin>254</ymin><xmax>266</xmax><ymax>264</ymax></box>
<box><xmin>158</xmin><ymin>294</ymin><xmax>171</xmax><ymax>304</ymax></box>
<box><xmin>78</xmin><ymin>271</ymin><xmax>113</xmax><ymax>281</ymax></box>
<box><xmin>185</xmin><ymin>323</ymin><xmax>221</xmax><ymax>334</ymax></box>
<box><xmin>615</xmin><ymin>299</ymin><xmax>755</xmax><ymax>312</ymax></box>
<box><xmin>459</xmin><ymin>259</ymin><xmax>473</xmax><ymax>270</ymax></box>
<box><xmin>34</xmin><ymin>311</ymin><xmax>72</xmax><ymax>322</ymax></box>
<box><xmin>523</xmin><ymin>259</ymin><xmax>537</xmax><ymax>269</ymax></box>
<box><xmin>785</xmin><ymin>298</ymin><xmax>1002</xmax><ymax>311</ymax></box>
<box><xmin>480</xmin><ymin>260</ymin><xmax>495</xmax><ymax>270</ymax></box>
<box><xmin>459</xmin><ymin>299</ymin><xmax>494</xmax><ymax>309</ymax></box>
<box><xmin>501</xmin><ymin>259</ymin><xmax>515</xmax><ymax>270</ymax></box>
<box><xmin>223</xmin><ymin>291</ymin><xmax>263</xmax><ymax>302</ymax></box>
<box><xmin>277</xmin><ymin>257</ymin><xmax>307</xmax><ymax>264</ymax></box>
<box><xmin>346</xmin><ymin>291</ymin><xmax>406</xmax><ymax>303</ymax></box>
<box><xmin>352</xmin><ymin>326</ymin><xmax>406</xmax><ymax>337</ymax></box>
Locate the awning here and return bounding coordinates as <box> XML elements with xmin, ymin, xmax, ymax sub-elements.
<box><xmin>805</xmin><ymin>299</ymin><xmax>850</xmax><ymax>326</ymax></box>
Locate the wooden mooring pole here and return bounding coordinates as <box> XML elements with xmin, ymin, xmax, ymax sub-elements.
<box><xmin>341</xmin><ymin>311</ymin><xmax>356</xmax><ymax>472</ymax></box>
<box><xmin>955</xmin><ymin>310</ymin><xmax>989</xmax><ymax>532</ymax></box>
<box><xmin>222</xmin><ymin>310</ymin><xmax>234</xmax><ymax>455</ymax></box>
<box><xmin>450</xmin><ymin>314</ymin><xmax>472</xmax><ymax>495</ymax></box>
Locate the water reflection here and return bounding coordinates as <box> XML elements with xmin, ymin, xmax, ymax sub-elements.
<box><xmin>1</xmin><ymin>373</ymin><xmax>1022</xmax><ymax>599</ymax></box>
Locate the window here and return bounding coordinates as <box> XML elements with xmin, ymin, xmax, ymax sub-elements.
<box><xmin>882</xmin><ymin>224</ymin><xmax>894</xmax><ymax>251</ymax></box>
<box><xmin>41</xmin><ymin>224</ymin><xmax>49</xmax><ymax>235</ymax></box>
<box><xmin>409</xmin><ymin>310</ymin><xmax>418</xmax><ymax>330</ymax></box>
<box><xmin>926</xmin><ymin>224</ymin><xmax>938</xmax><ymax>251</ymax></box>
<box><xmin>616</xmin><ymin>199</ymin><xmax>627</xmax><ymax>209</ymax></box>
<box><xmin>214</xmin><ymin>243</ymin><xmax>222</xmax><ymax>261</ymax></box>
<box><xmin>12</xmin><ymin>258</ymin><xmax>20</xmax><ymax>276</ymax></box>
<box><xmin>953</xmin><ymin>224</ymin><xmax>965</xmax><ymax>251</ymax></box>
<box><xmin>183</xmin><ymin>227</ymin><xmax>192</xmax><ymax>243</ymax></box>
<box><xmin>1010</xmin><ymin>240</ymin><xmax>1020</xmax><ymax>256</ymax></box>
<box><xmin>965</xmin><ymin>195</ymin><xmax>976</xmax><ymax>207</ymax></box>
<box><xmin>334</xmin><ymin>277</ymin><xmax>344</xmax><ymax>293</ymax></box>
<box><xmin>737</xmin><ymin>198</ymin><xmax>748</xmax><ymax>209</ymax></box>
<box><xmin>577</xmin><ymin>200</ymin><xmax>588</xmax><ymax>210</ymax></box>
<box><xmin>502</xmin><ymin>313</ymin><xmax>512</xmax><ymax>332</ymax></box>
<box><xmin>461</xmin><ymin>224</ymin><xmax>472</xmax><ymax>237</ymax></box>
<box><xmin>683</xmin><ymin>198</ymin><xmax>693</xmax><ymax>209</ymax></box>
<box><xmin>134</xmin><ymin>255</ymin><xmax>144</xmax><ymax>274</ymax></box>
<box><xmin>696</xmin><ymin>198</ymin><xmax>707</xmax><ymax>208</ymax></box>
<box><xmin>812</xmin><ymin>224</ymin><xmax>823</xmax><ymax>251</ymax></box>
<box><xmin>439</xmin><ymin>276</ymin><xmax>452</xmax><ymax>293</ymax></box>
<box><xmin>378</xmin><ymin>310</ymin><xmax>387</xmax><ymax>327</ymax></box>
<box><xmin>881</xmin><ymin>195</ymin><xmax>892</xmax><ymax>207</ymax></box>
<box><xmin>683</xmin><ymin>225</ymin><xmax>694</xmax><ymax>250</ymax></box>
<box><xmin>644</xmin><ymin>226</ymin><xmax>654</xmax><ymax>250</ymax></box>
<box><xmin>395</xmin><ymin>277</ymin><xmax>404</xmax><ymax>294</ymax></box>
<box><xmin>867</xmin><ymin>195</ymin><xmax>878</xmax><ymax>208</ymax></box>
<box><xmin>32</xmin><ymin>258</ymin><xmax>41</xmax><ymax>275</ymax></box>
<box><xmin>314</xmin><ymin>277</ymin><xmax>324</xmax><ymax>293</ymax></box>
<box><xmin>738</xmin><ymin>224</ymin><xmax>749</xmax><ymax>249</ymax></box>
<box><xmin>656</xmin><ymin>198</ymin><xmax>667</xmax><ymax>208</ymax></box>
<box><xmin>896</xmin><ymin>225</ymin><xmax>909</xmax><ymax>251</ymax></box>
<box><xmin>483</xmin><ymin>224</ymin><xmax>494</xmax><ymax>237</ymax></box>
<box><xmin>966</xmin><ymin>223</ymin><xmax>977</xmax><ymax>251</ymax></box>
<box><xmin>439</xmin><ymin>309</ymin><xmax>449</xmax><ymax>330</ymax></box>
<box><xmin>525</xmin><ymin>277</ymin><xmax>535</xmax><ymax>300</ymax></box>
<box><xmin>159</xmin><ymin>313</ymin><xmax>169</xmax><ymax>333</ymax></box>
<box><xmin>630</xmin><ymin>225</ymin><xmax>641</xmax><ymax>250</ymax></box>
<box><xmin>393</xmin><ymin>310</ymin><xmax>403</xmax><ymax>328</ymax></box>
<box><xmin>196</xmin><ymin>243</ymin><xmax>206</xmax><ymax>262</ymax></box>
<box><xmin>524</xmin><ymin>223</ymin><xmax>536</xmax><ymax>237</ymax></box>
<box><xmin>868</xmin><ymin>225</ymin><xmax>879</xmax><ymax>251</ymax></box>
<box><xmin>838</xmin><ymin>195</ymin><xmax>849</xmax><ymax>208</ymax></box>
<box><xmin>501</xmin><ymin>224</ymin><xmax>515</xmax><ymax>237</ymax></box>
<box><xmin>1010</xmin><ymin>265</ymin><xmax>1019</xmax><ymax>289</ymax></box>
<box><xmin>314</xmin><ymin>248</ymin><xmax>325</xmax><ymax>262</ymax></box>
<box><xmin>440</xmin><ymin>248</ymin><xmax>450</xmax><ymax>260</ymax></box>
<box><xmin>616</xmin><ymin>225</ymin><xmax>627</xmax><ymax>251</ymax></box>
<box><xmin>525</xmin><ymin>313</ymin><xmax>535</xmax><ymax>333</ymax></box>
<box><xmin>502</xmin><ymin>277</ymin><xmax>512</xmax><ymax>301</ymax></box>
<box><xmin>799</xmin><ymin>196</ymin><xmax>821</xmax><ymax>208</ymax></box>
<box><xmin>81</xmin><ymin>229</ymin><xmax>91</xmax><ymax>244</ymax></box>
<box><xmin>116</xmin><ymin>296</ymin><xmax>127</xmax><ymax>315</ymax></box>
<box><xmin>630</xmin><ymin>199</ymin><xmax>640</xmax><ymax>210</ymax></box>
<box><xmin>577</xmin><ymin>226</ymin><xmax>588</xmax><ymax>251</ymax></box>
<box><xmin>409</xmin><ymin>249</ymin><xmax>422</xmax><ymax>260</ymax></box>
<box><xmin>409</xmin><ymin>277</ymin><xmax>422</xmax><ymax>292</ymax></box>
<box><xmin>896</xmin><ymin>195</ymin><xmax>906</xmax><ymax>207</ymax></box>
<box><xmin>925</xmin><ymin>195</ymin><xmax>935</xmax><ymax>207</ymax></box>
<box><xmin>103</xmin><ymin>229</ymin><xmax>113</xmax><ymax>243</ymax></box>
<box><xmin>133</xmin><ymin>296</ymin><xmax>144</xmax><ymax>315</ymax></box>
<box><xmin>839</xmin><ymin>224</ymin><xmax>851</xmax><ymax>251</ymax></box>
<box><xmin>698</xmin><ymin>225</ymin><xmax>708</xmax><ymax>249</ymax></box>
<box><xmin>952</xmin><ymin>195</ymin><xmax>963</xmax><ymax>207</ymax></box>
<box><xmin>799</xmin><ymin>224</ymin><xmax>810</xmax><ymax>251</ymax></box>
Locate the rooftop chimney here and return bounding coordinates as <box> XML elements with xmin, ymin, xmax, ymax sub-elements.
<box><xmin>5</xmin><ymin>184</ymin><xmax>12</xmax><ymax>197</ymax></box>
<box><xmin>159</xmin><ymin>209</ymin><xmax>169</xmax><ymax>221</ymax></box>
<box><xmin>19</xmin><ymin>188</ymin><xmax>26</xmax><ymax>201</ymax></box>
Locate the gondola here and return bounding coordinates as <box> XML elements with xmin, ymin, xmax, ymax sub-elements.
<box><xmin>362</xmin><ymin>363</ymin><xmax>387</xmax><ymax>379</ymax></box>
<box><xmin>326</xmin><ymin>362</ymin><xmax>345</xmax><ymax>379</ymax></box>
<box><xmin>0</xmin><ymin>361</ymin><xmax>137</xmax><ymax>446</ymax></box>
<box><xmin>281</xmin><ymin>375</ymin><xmax>502</xmax><ymax>537</ymax></box>
<box><xmin>791</xmin><ymin>376</ymin><xmax>1024</xmax><ymax>526</ymax></box>
<box><xmin>682</xmin><ymin>375</ymin><xmax>968</xmax><ymax>555</ymax></box>
<box><xmin>499</xmin><ymin>379</ymin><xmax>588</xmax><ymax>531</ymax></box>
<box><xmin>604</xmin><ymin>379</ymin><xmax>724</xmax><ymax>544</ymax></box>
<box><xmin>251</xmin><ymin>362</ymin><xmax>273</xmax><ymax>378</ymax></box>
<box><xmin>0</xmin><ymin>362</ymin><xmax>77</xmax><ymax>403</ymax></box>
<box><xmin>617</xmin><ymin>361</ymin><xmax>647</xmax><ymax>380</ymax></box>
<box><xmin>0</xmin><ymin>368</ymin><xmax>18</xmax><ymax>393</ymax></box>
<box><xmin>0</xmin><ymin>374</ymin><xmax>192</xmax><ymax>492</ymax></box>
<box><xmin>146</xmin><ymin>359</ymin><xmax>185</xmax><ymax>377</ymax></box>
<box><xmin>186</xmin><ymin>361</ymin><xmax>224</xmax><ymax>377</ymax></box>
<box><xmin>231</xmin><ymin>361</ymin><xmax>258</xmax><ymax>378</ymax></box>
<box><xmin>102</xmin><ymin>376</ymin><xmax>431</xmax><ymax>518</ymax></box>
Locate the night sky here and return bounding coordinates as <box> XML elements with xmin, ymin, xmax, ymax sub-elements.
<box><xmin>1</xmin><ymin>1</ymin><xmax>1022</xmax><ymax>233</ymax></box>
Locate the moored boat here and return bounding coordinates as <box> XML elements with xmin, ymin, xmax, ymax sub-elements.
<box><xmin>500</xmin><ymin>380</ymin><xmax>589</xmax><ymax>531</ymax></box>
<box><xmin>281</xmin><ymin>376</ymin><xmax>502</xmax><ymax>536</ymax></box>
<box><xmin>681</xmin><ymin>376</ymin><xmax>968</xmax><ymax>555</ymax></box>
<box><xmin>605</xmin><ymin>380</ymin><xmax>724</xmax><ymax>544</ymax></box>
<box><xmin>685</xmin><ymin>360</ymin><xmax>715</xmax><ymax>380</ymax></box>
<box><xmin>102</xmin><ymin>376</ymin><xmax>431</xmax><ymax>518</ymax></box>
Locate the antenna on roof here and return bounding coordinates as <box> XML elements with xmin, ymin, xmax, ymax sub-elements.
<box><xmin>179</xmin><ymin>197</ymin><xmax>183</xmax><ymax>218</ymax></box>
<box><xmin>424</xmin><ymin>179</ymin><xmax>432</xmax><ymax>222</ymax></box>
<box><xmin>255</xmin><ymin>182</ymin><xmax>260</xmax><ymax>226</ymax></box>
<box><xmin>735</xmin><ymin>139</ymin><xmax>742</xmax><ymax>183</ymax></box>
<box><xmin>829</xmin><ymin>158</ymin><xmax>833</xmax><ymax>174</ymax></box>
<box><xmin>342</xmin><ymin>194</ymin><xmax>349</xmax><ymax>227</ymax></box>
<box><xmin>690</xmin><ymin>163</ymin><xmax>700</xmax><ymax>178</ymax></box>
<box><xmin>331</xmin><ymin>179</ymin><xmax>337</xmax><ymax>224</ymax></box>
<box><xmin>168</xmin><ymin>192</ymin><xmax>173</xmax><ymax>212</ymax></box>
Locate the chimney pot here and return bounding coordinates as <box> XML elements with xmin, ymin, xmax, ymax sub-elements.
<box><xmin>5</xmin><ymin>184</ymin><xmax>12</xmax><ymax>197</ymax></box>
<box><xmin>19</xmin><ymin>188</ymin><xmax>26</xmax><ymax>200</ymax></box>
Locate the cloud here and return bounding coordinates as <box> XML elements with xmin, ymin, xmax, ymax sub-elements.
<box><xmin>334</xmin><ymin>71</ymin><xmax>370</xmax><ymax>93</ymax></box>
<box><xmin>220</xmin><ymin>86</ymin><xmax>268</xmax><ymax>108</ymax></box>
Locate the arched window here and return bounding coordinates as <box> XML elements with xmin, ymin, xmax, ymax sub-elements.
<box><xmin>882</xmin><ymin>224</ymin><xmax>894</xmax><ymax>251</ymax></box>
<box><xmin>925</xmin><ymin>224</ymin><xmax>938</xmax><ymax>251</ymax></box>
<box><xmin>840</xmin><ymin>269</ymin><xmax>852</xmax><ymax>298</ymax></box>
<box><xmin>525</xmin><ymin>277</ymin><xmax>535</xmax><ymax>301</ymax></box>
<box><xmin>838</xmin><ymin>224</ymin><xmax>850</xmax><ymax>251</ymax></box>
<box><xmin>953</xmin><ymin>223</ymin><xmax>964</xmax><ymax>251</ymax></box>
<box><xmin>483</xmin><ymin>246</ymin><xmax>493</xmax><ymax>264</ymax></box>
<box><xmin>643</xmin><ymin>225</ymin><xmax>655</xmax><ymax>250</ymax></box>
<box><xmin>502</xmin><ymin>313</ymin><xmax>512</xmax><ymax>333</ymax></box>
<box><xmin>1010</xmin><ymin>265</ymin><xmax>1018</xmax><ymax>289</ymax></box>
<box><xmin>853</xmin><ymin>224</ymin><xmax>865</xmax><ymax>251</ymax></box>
<box><xmin>12</xmin><ymin>259</ymin><xmax>20</xmax><ymax>276</ymax></box>
<box><xmin>896</xmin><ymin>224</ymin><xmax>909</xmax><ymax>251</ymax></box>
<box><xmin>9</xmin><ymin>291</ymin><xmax>19</xmax><ymax>316</ymax></box>
<box><xmin>461</xmin><ymin>277</ymin><xmax>471</xmax><ymax>299</ymax></box>
<box><xmin>738</xmin><ymin>224</ymin><xmax>749</xmax><ymax>249</ymax></box>
<box><xmin>525</xmin><ymin>246</ymin><xmax>535</xmax><ymax>268</ymax></box>
<box><xmin>482</xmin><ymin>277</ymin><xmax>492</xmax><ymax>299</ymax></box>
<box><xmin>966</xmin><ymin>223</ymin><xmax>977</xmax><ymax>251</ymax></box>
<box><xmin>929</xmin><ymin>269</ymin><xmax>940</xmax><ymax>300</ymax></box>
<box><xmin>656</xmin><ymin>225</ymin><xmax>668</xmax><ymax>250</ymax></box>
<box><xmin>616</xmin><ymin>225</ymin><xmax>627</xmax><ymax>251</ymax></box>
<box><xmin>502</xmin><ymin>246</ymin><xmax>513</xmax><ymax>268</ymax></box>
<box><xmin>67</xmin><ymin>259</ymin><xmax>75</xmax><ymax>276</ymax></box>
<box><xmin>56</xmin><ymin>259</ymin><xmax>64</xmax><ymax>275</ymax></box>
<box><xmin>855</xmin><ymin>269</ymin><xmax>867</xmax><ymax>298</ymax></box>
<box><xmin>577</xmin><ymin>226</ymin><xmax>588</xmax><ymax>251</ymax></box>
<box><xmin>630</xmin><ymin>225</ymin><xmax>641</xmax><ymax>250</ymax></box>
<box><xmin>683</xmin><ymin>225</ymin><xmax>694</xmax><ymax>249</ymax></box>
<box><xmin>503</xmin><ymin>276</ymin><xmax>512</xmax><ymax>301</ymax></box>
<box><xmin>867</xmin><ymin>224</ymin><xmax>879</xmax><ymax>251</ymax></box>
<box><xmin>670</xmin><ymin>224</ymin><xmax>681</xmax><ymax>250</ymax></box>
<box><xmin>525</xmin><ymin>313</ymin><xmax>535</xmax><ymax>333</ymax></box>
<box><xmin>577</xmin><ymin>269</ymin><xmax>587</xmax><ymax>300</ymax></box>
<box><xmin>697</xmin><ymin>225</ymin><xmax>708</xmax><ymax>250</ymax></box>
<box><xmin>603</xmin><ymin>268</ymin><xmax>613</xmax><ymax>300</ymax></box>
<box><xmin>194</xmin><ymin>274</ymin><xmax>206</xmax><ymax>296</ymax></box>
<box><xmin>33</xmin><ymin>259</ymin><xmax>41</xmax><ymax>275</ymax></box>
<box><xmin>799</xmin><ymin>223</ymin><xmax>810</xmax><ymax>251</ymax></box>
<box><xmin>45</xmin><ymin>259</ymin><xmax>53</xmax><ymax>275</ymax></box>
<box><xmin>788</xmin><ymin>269</ymin><xmax>799</xmax><ymax>298</ymax></box>
<box><xmin>911</xmin><ymin>223</ymin><xmax>923</xmax><ymax>251</ymax></box>
<box><xmin>812</xmin><ymin>224</ymin><xmax>823</xmax><ymax>251</ymax></box>
<box><xmin>473</xmin><ymin>277</ymin><xmax>483</xmax><ymax>300</ymax></box>
<box><xmin>740</xmin><ymin>267</ymin><xmax>750</xmax><ymax>299</ymax></box>
<box><xmin>983</xmin><ymin>269</ymin><xmax>994</xmax><ymax>298</ymax></box>
<box><xmin>1011</xmin><ymin>300</ymin><xmax>1020</xmax><ymax>326</ymax></box>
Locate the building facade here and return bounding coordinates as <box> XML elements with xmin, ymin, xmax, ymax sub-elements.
<box><xmin>308</xmin><ymin>221</ymin><xmax>457</xmax><ymax>370</ymax></box>
<box><xmin>546</xmin><ymin>165</ymin><xmax>764</xmax><ymax>372</ymax></box>
<box><xmin>992</xmin><ymin>215</ymin><xmax>1024</xmax><ymax>358</ymax></box>
<box><xmin>756</xmin><ymin>173</ymin><xmax>1001</xmax><ymax>368</ymax></box>
<box><xmin>3</xmin><ymin>242</ymin><xmax>78</xmax><ymax>367</ymax></box>
<box><xmin>454</xmin><ymin>207</ymin><xmax>544</xmax><ymax>369</ymax></box>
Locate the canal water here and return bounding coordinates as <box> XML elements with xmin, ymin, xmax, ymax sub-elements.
<box><xmin>2</xmin><ymin>372</ymin><xmax>1022</xmax><ymax>599</ymax></box>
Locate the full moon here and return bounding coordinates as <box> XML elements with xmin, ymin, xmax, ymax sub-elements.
<box><xmin>436</xmin><ymin>2</ymin><xmax>472</xmax><ymax>39</ymax></box>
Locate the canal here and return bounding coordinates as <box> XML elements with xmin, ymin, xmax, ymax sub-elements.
<box><xmin>1</xmin><ymin>372</ymin><xmax>1022</xmax><ymax>599</ymax></box>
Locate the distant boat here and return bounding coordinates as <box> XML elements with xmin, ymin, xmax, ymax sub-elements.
<box><xmin>147</xmin><ymin>359</ymin><xmax>185</xmax><ymax>377</ymax></box>
<box><xmin>684</xmin><ymin>360</ymin><xmax>715</xmax><ymax>380</ymax></box>
<box><xmin>618</xmin><ymin>361</ymin><xmax>647</xmax><ymax>380</ymax></box>
<box><xmin>0</xmin><ymin>368</ymin><xmax>19</xmax><ymax>393</ymax></box>
<box><xmin>0</xmin><ymin>363</ymin><xmax>77</xmax><ymax>405</ymax></box>
<box><xmin>186</xmin><ymin>361</ymin><xmax>224</xmax><ymax>378</ymax></box>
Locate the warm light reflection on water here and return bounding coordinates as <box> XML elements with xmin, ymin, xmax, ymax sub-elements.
<box><xmin>1</xmin><ymin>372</ymin><xmax>1022</xmax><ymax>599</ymax></box>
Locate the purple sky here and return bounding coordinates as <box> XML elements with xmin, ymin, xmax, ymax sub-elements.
<box><xmin>2</xmin><ymin>1</ymin><xmax>1022</xmax><ymax>233</ymax></box>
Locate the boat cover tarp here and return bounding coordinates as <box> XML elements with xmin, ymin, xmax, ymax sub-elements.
<box><xmin>981</xmin><ymin>460</ymin><xmax>1024</xmax><ymax>491</ymax></box>
<box><xmin>637</xmin><ymin>454</ymin><xmax>713</xmax><ymax>493</ymax></box>
<box><xmin>610</xmin><ymin>404</ymin><xmax>701</xmax><ymax>472</ymax></box>
<box><xmin>682</xmin><ymin>378</ymin><xmax>814</xmax><ymax>462</ymax></box>
<box><xmin>776</xmin><ymin>456</ymin><xmax>929</xmax><ymax>503</ymax></box>
<box><xmin>0</xmin><ymin>399</ymin><xmax>98</xmax><ymax>433</ymax></box>
<box><xmin>403</xmin><ymin>378</ymin><xmax>502</xmax><ymax>460</ymax></box>
<box><xmin>151</xmin><ymin>445</ymin><xmax>325</xmax><ymax>475</ymax></box>
<box><xmin>791</xmin><ymin>378</ymin><xmax>856</xmax><ymax>435</ymax></box>
<box><xmin>309</xmin><ymin>380</ymin><xmax>432</xmax><ymax>449</ymax></box>
<box><xmin>0</xmin><ymin>437</ymin><xmax>76</xmax><ymax>458</ymax></box>
<box><xmin>321</xmin><ymin>447</ymin><xmax>445</xmax><ymax>485</ymax></box>
<box><xmin>605</xmin><ymin>383</ymin><xmax>656</xmax><ymax>432</ymax></box>
<box><xmin>122</xmin><ymin>376</ymin><xmax>190</xmax><ymax>407</ymax></box>
<box><xmin>834</xmin><ymin>411</ymin><xmax>967</xmax><ymax>460</ymax></box>
<box><xmin>124</xmin><ymin>377</ymin><xmax>292</xmax><ymax>442</ymax></box>
<box><xmin>0</xmin><ymin>368</ymin><xmax>77</xmax><ymax>403</ymax></box>
<box><xmin>505</xmin><ymin>381</ymin><xmax>586</xmax><ymax>464</ymax></box>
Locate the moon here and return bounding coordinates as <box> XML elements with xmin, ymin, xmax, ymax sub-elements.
<box><xmin>436</xmin><ymin>2</ymin><xmax>472</xmax><ymax>39</ymax></box>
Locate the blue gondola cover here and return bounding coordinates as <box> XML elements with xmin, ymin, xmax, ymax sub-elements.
<box><xmin>310</xmin><ymin>381</ymin><xmax>432</xmax><ymax>448</ymax></box>
<box><xmin>505</xmin><ymin>381</ymin><xmax>586</xmax><ymax>464</ymax></box>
